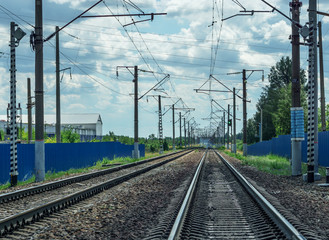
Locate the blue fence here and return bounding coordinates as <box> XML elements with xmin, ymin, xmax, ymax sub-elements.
<box><xmin>0</xmin><ymin>142</ymin><xmax>145</xmax><ymax>184</ymax></box>
<box><xmin>248</xmin><ymin>132</ymin><xmax>329</xmax><ymax>167</ymax></box>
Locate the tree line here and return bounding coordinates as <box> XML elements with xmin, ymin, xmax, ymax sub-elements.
<box><xmin>246</xmin><ymin>56</ymin><xmax>310</xmax><ymax>144</ymax></box>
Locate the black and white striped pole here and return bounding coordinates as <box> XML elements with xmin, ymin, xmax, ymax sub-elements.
<box><xmin>305</xmin><ymin>0</ymin><xmax>320</xmax><ymax>183</ymax></box>
<box><xmin>9</xmin><ymin>22</ymin><xmax>25</xmax><ymax>186</ymax></box>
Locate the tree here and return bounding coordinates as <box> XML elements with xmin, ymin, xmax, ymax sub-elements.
<box><xmin>246</xmin><ymin>118</ymin><xmax>258</xmax><ymax>144</ymax></box>
<box><xmin>62</xmin><ymin>129</ymin><xmax>80</xmax><ymax>143</ymax></box>
<box><xmin>252</xmin><ymin>56</ymin><xmax>307</xmax><ymax>141</ymax></box>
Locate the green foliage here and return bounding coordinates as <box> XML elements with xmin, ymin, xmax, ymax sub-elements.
<box><xmin>45</xmin><ymin>136</ymin><xmax>56</xmax><ymax>143</ymax></box>
<box><xmin>236</xmin><ymin>139</ymin><xmax>243</xmax><ymax>151</ymax></box>
<box><xmin>90</xmin><ymin>138</ymin><xmax>100</xmax><ymax>142</ymax></box>
<box><xmin>61</xmin><ymin>129</ymin><xmax>80</xmax><ymax>143</ymax></box>
<box><xmin>163</xmin><ymin>140</ymin><xmax>169</xmax><ymax>151</ymax></box>
<box><xmin>318</xmin><ymin>104</ymin><xmax>329</xmax><ymax>131</ymax></box>
<box><xmin>247</xmin><ymin>56</ymin><xmax>307</xmax><ymax>144</ymax></box>
<box><xmin>0</xmin><ymin>129</ymin><xmax>4</xmax><ymax>141</ymax></box>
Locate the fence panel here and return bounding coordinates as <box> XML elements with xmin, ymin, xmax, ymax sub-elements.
<box><xmin>248</xmin><ymin>132</ymin><xmax>329</xmax><ymax>167</ymax></box>
<box><xmin>248</xmin><ymin>141</ymin><xmax>271</xmax><ymax>156</ymax></box>
<box><xmin>0</xmin><ymin>142</ymin><xmax>145</xmax><ymax>184</ymax></box>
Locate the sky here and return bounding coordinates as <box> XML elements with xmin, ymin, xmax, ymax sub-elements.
<box><xmin>1</xmin><ymin>0</ymin><xmax>329</xmax><ymax>139</ymax></box>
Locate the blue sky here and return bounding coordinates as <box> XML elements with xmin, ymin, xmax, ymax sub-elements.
<box><xmin>1</xmin><ymin>0</ymin><xmax>329</xmax><ymax>138</ymax></box>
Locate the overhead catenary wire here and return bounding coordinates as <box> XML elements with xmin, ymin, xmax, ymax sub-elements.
<box><xmin>46</xmin><ymin>41</ymin><xmax>129</xmax><ymax>96</ymax></box>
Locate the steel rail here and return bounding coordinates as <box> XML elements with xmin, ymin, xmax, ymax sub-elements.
<box><xmin>0</xmin><ymin>150</ymin><xmax>193</xmax><ymax>236</ymax></box>
<box><xmin>0</xmin><ymin>150</ymin><xmax>189</xmax><ymax>204</ymax></box>
<box><xmin>168</xmin><ymin>150</ymin><xmax>207</xmax><ymax>240</ymax></box>
<box><xmin>214</xmin><ymin>150</ymin><xmax>306</xmax><ymax>240</ymax></box>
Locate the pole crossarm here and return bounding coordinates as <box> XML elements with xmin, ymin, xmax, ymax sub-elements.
<box><xmin>44</xmin><ymin>0</ymin><xmax>166</xmax><ymax>42</ymax></box>
<box><xmin>117</xmin><ymin>66</ymin><xmax>170</xmax><ymax>100</ymax></box>
<box><xmin>309</xmin><ymin>10</ymin><xmax>329</xmax><ymax>17</ymax></box>
<box><xmin>211</xmin><ymin>99</ymin><xmax>233</xmax><ymax>119</ymax></box>
<box><xmin>222</xmin><ymin>9</ymin><xmax>273</xmax><ymax>21</ymax></box>
<box><xmin>162</xmin><ymin>98</ymin><xmax>182</xmax><ymax>116</ymax></box>
<box><xmin>138</xmin><ymin>74</ymin><xmax>170</xmax><ymax>100</ymax></box>
<box><xmin>44</xmin><ymin>0</ymin><xmax>104</xmax><ymax>42</ymax></box>
<box><xmin>81</xmin><ymin>13</ymin><xmax>167</xmax><ymax>18</ymax></box>
<box><xmin>261</xmin><ymin>0</ymin><xmax>303</xmax><ymax>28</ymax></box>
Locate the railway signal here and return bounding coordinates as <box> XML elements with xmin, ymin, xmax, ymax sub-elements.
<box><xmin>9</xmin><ymin>21</ymin><xmax>26</xmax><ymax>186</ymax></box>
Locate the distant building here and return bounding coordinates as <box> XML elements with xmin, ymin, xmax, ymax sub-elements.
<box><xmin>0</xmin><ymin>113</ymin><xmax>103</xmax><ymax>141</ymax></box>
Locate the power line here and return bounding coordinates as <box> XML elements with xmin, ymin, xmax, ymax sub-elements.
<box><xmin>0</xmin><ymin>4</ymin><xmax>34</xmax><ymax>30</ymax></box>
<box><xmin>46</xmin><ymin>41</ymin><xmax>130</xmax><ymax>96</ymax></box>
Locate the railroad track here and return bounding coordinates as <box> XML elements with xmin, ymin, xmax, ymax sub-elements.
<box><xmin>0</xmin><ymin>149</ymin><xmax>193</xmax><ymax>237</ymax></box>
<box><xmin>145</xmin><ymin>149</ymin><xmax>319</xmax><ymax>240</ymax></box>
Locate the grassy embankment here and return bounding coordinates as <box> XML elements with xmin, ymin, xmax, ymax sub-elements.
<box><xmin>222</xmin><ymin>149</ymin><xmax>326</xmax><ymax>177</ymax></box>
<box><xmin>0</xmin><ymin>150</ymin><xmax>175</xmax><ymax>191</ymax></box>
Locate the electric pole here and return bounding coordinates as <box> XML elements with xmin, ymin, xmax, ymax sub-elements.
<box><xmin>158</xmin><ymin>95</ymin><xmax>163</xmax><ymax>154</ymax></box>
<box><xmin>233</xmin><ymin>88</ymin><xmax>237</xmax><ymax>153</ymax></box>
<box><xmin>179</xmin><ymin>112</ymin><xmax>182</xmax><ymax>147</ymax></box>
<box><xmin>260</xmin><ymin>108</ymin><xmax>263</xmax><ymax>142</ymax></box>
<box><xmin>56</xmin><ymin>26</ymin><xmax>61</xmax><ymax>143</ymax></box>
<box><xmin>242</xmin><ymin>69</ymin><xmax>247</xmax><ymax>156</ymax></box>
<box><xmin>188</xmin><ymin>121</ymin><xmax>190</xmax><ymax>148</ymax></box>
<box><xmin>319</xmin><ymin>21</ymin><xmax>326</xmax><ymax>132</ymax></box>
<box><xmin>9</xmin><ymin>22</ymin><xmax>18</xmax><ymax>186</ymax></box>
<box><xmin>290</xmin><ymin>0</ymin><xmax>303</xmax><ymax>177</ymax></box>
<box><xmin>133</xmin><ymin>66</ymin><xmax>139</xmax><ymax>158</ymax></box>
<box><xmin>184</xmin><ymin>117</ymin><xmax>186</xmax><ymax>148</ymax></box>
<box><xmin>172</xmin><ymin>104</ymin><xmax>175</xmax><ymax>150</ymax></box>
<box><xmin>27</xmin><ymin>78</ymin><xmax>33</xmax><ymax>144</ymax></box>
<box><xmin>227</xmin><ymin>104</ymin><xmax>230</xmax><ymax>149</ymax></box>
<box><xmin>306</xmin><ymin>0</ymin><xmax>319</xmax><ymax>182</ymax></box>
<box><xmin>35</xmin><ymin>0</ymin><xmax>45</xmax><ymax>182</ymax></box>
<box><xmin>223</xmin><ymin>111</ymin><xmax>226</xmax><ymax>147</ymax></box>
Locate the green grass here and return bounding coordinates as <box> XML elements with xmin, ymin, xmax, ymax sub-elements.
<box><xmin>223</xmin><ymin>150</ymin><xmax>327</xmax><ymax>177</ymax></box>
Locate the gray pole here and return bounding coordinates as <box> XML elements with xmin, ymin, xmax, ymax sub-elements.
<box><xmin>223</xmin><ymin>111</ymin><xmax>225</xmax><ymax>147</ymax></box>
<box><xmin>187</xmin><ymin>121</ymin><xmax>190</xmax><ymax>148</ymax></box>
<box><xmin>307</xmin><ymin>0</ymin><xmax>319</xmax><ymax>182</ymax></box>
<box><xmin>9</xmin><ymin>22</ymin><xmax>18</xmax><ymax>186</ymax></box>
<box><xmin>179</xmin><ymin>112</ymin><xmax>182</xmax><ymax>147</ymax></box>
<box><xmin>133</xmin><ymin>66</ymin><xmax>139</xmax><ymax>158</ymax></box>
<box><xmin>260</xmin><ymin>108</ymin><xmax>263</xmax><ymax>142</ymax></box>
<box><xmin>227</xmin><ymin>104</ymin><xmax>230</xmax><ymax>149</ymax></box>
<box><xmin>319</xmin><ymin>21</ymin><xmax>326</xmax><ymax>132</ymax></box>
<box><xmin>184</xmin><ymin>117</ymin><xmax>186</xmax><ymax>148</ymax></box>
<box><xmin>233</xmin><ymin>88</ymin><xmax>236</xmax><ymax>153</ymax></box>
<box><xmin>172</xmin><ymin>104</ymin><xmax>175</xmax><ymax>150</ymax></box>
<box><xmin>291</xmin><ymin>0</ymin><xmax>303</xmax><ymax>177</ymax></box>
<box><xmin>35</xmin><ymin>0</ymin><xmax>45</xmax><ymax>182</ymax></box>
<box><xmin>242</xmin><ymin>69</ymin><xmax>247</xmax><ymax>156</ymax></box>
<box><xmin>27</xmin><ymin>78</ymin><xmax>32</xmax><ymax>144</ymax></box>
<box><xmin>55</xmin><ymin>26</ymin><xmax>61</xmax><ymax>143</ymax></box>
<box><xmin>19</xmin><ymin>103</ymin><xmax>22</xmax><ymax>140</ymax></box>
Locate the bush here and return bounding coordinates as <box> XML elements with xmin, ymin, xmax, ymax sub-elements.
<box><xmin>163</xmin><ymin>140</ymin><xmax>169</xmax><ymax>151</ymax></box>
